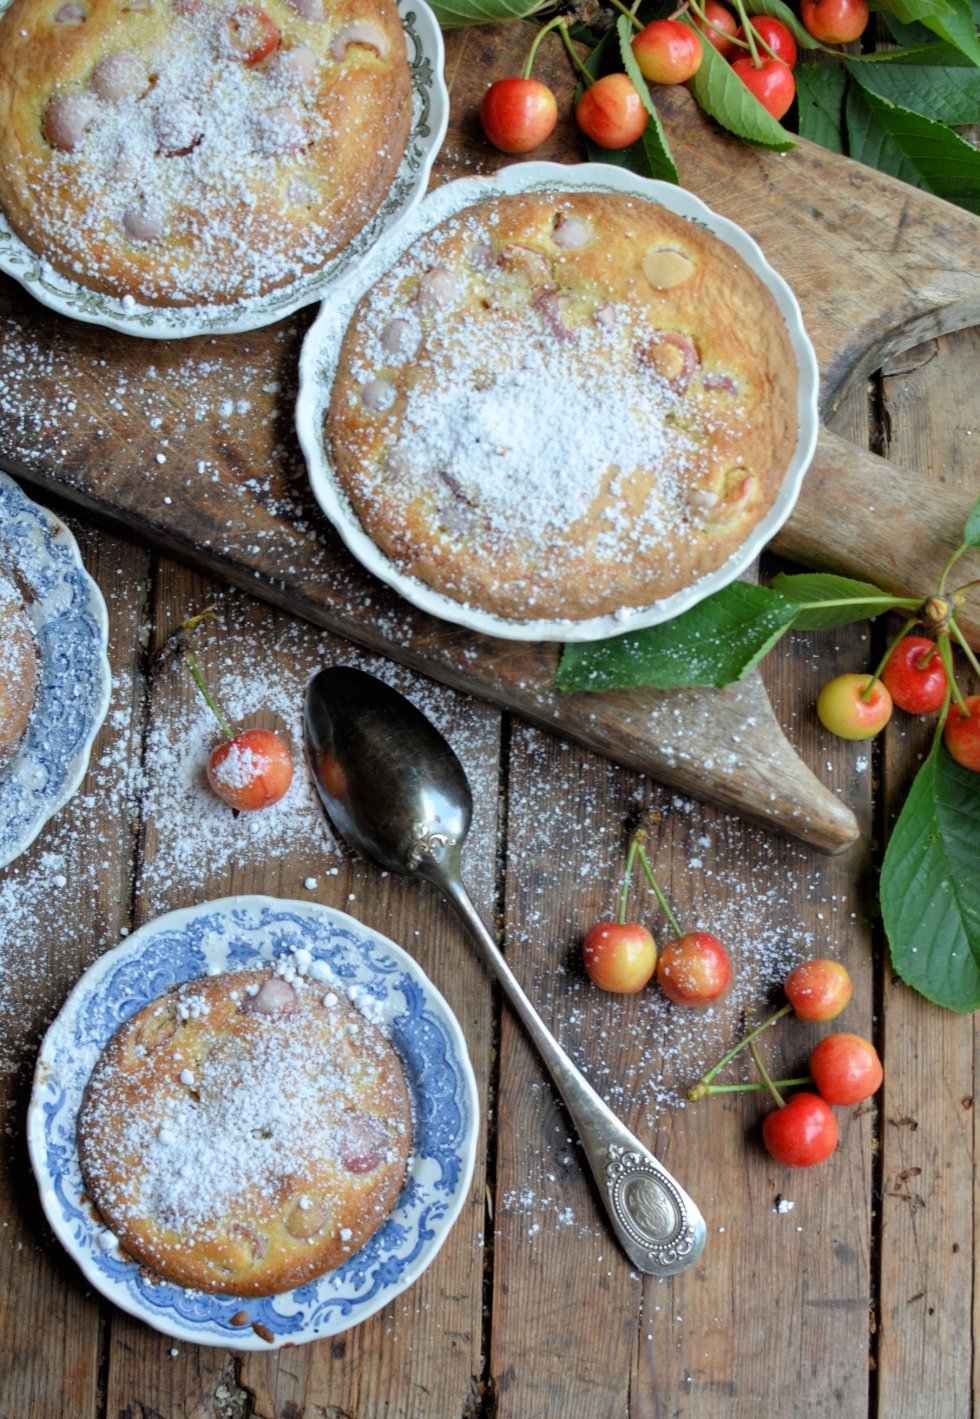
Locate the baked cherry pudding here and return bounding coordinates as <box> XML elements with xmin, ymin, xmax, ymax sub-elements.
<box><xmin>326</xmin><ymin>190</ymin><xmax>799</xmax><ymax>624</ymax></box>
<box><xmin>77</xmin><ymin>967</ymin><xmax>412</xmax><ymax>1294</ymax></box>
<box><xmin>0</xmin><ymin>0</ymin><xmax>413</xmax><ymax>305</ymax></box>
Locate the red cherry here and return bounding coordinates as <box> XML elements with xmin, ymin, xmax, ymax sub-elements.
<box><xmin>224</xmin><ymin>6</ymin><xmax>280</xmax><ymax>64</ymax></box>
<box><xmin>480</xmin><ymin>77</ymin><xmax>558</xmax><ymax>155</ymax></box>
<box><xmin>762</xmin><ymin>1093</ymin><xmax>839</xmax><ymax>1168</ymax></box>
<box><xmin>206</xmin><ymin>727</ymin><xmax>294</xmax><ymax>811</ymax></box>
<box><xmin>784</xmin><ymin>959</ymin><xmax>852</xmax><ymax>1021</ymax></box>
<box><xmin>576</xmin><ymin>73</ymin><xmax>648</xmax><ymax>150</ymax></box>
<box><xmin>582</xmin><ymin>921</ymin><xmax>657</xmax><ymax>993</ymax></box>
<box><xmin>730</xmin><ymin>55</ymin><xmax>796</xmax><ymax>121</ymax></box>
<box><xmin>880</xmin><ymin>636</ymin><xmax>948</xmax><ymax>714</ymax></box>
<box><xmin>800</xmin><ymin>0</ymin><xmax>869</xmax><ymax>44</ymax></box>
<box><xmin>694</xmin><ymin>0</ymin><xmax>738</xmax><ymax>57</ymax></box>
<box><xmin>809</xmin><ymin>1034</ymin><xmax>883</xmax><ymax>1106</ymax></box>
<box><xmin>656</xmin><ymin>931</ymin><xmax>731</xmax><ymax>1007</ymax></box>
<box><xmin>816</xmin><ymin>672</ymin><xmax>893</xmax><ymax>740</ymax></box>
<box><xmin>734</xmin><ymin>15</ymin><xmax>797</xmax><ymax>67</ymax></box>
<box><xmin>631</xmin><ymin>19</ymin><xmax>703</xmax><ymax>85</ymax></box>
<box><xmin>944</xmin><ymin>694</ymin><xmax>980</xmax><ymax>770</ymax></box>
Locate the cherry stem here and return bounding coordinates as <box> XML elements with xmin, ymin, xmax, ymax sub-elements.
<box><xmin>557</xmin><ymin>21</ymin><xmax>593</xmax><ymax>84</ymax></box>
<box><xmin>617</xmin><ymin>832</ymin><xmax>642</xmax><ymax>924</ymax></box>
<box><xmin>176</xmin><ymin>610</ymin><xmax>235</xmax><ymax>740</ymax></box>
<box><xmin>687</xmin><ymin>1003</ymin><xmax>792</xmax><ymax>1098</ymax></box>
<box><xmin>697</xmin><ymin>1075</ymin><xmax>811</xmax><ymax>1096</ymax></box>
<box><xmin>750</xmin><ymin>1039</ymin><xmax>785</xmax><ymax>1108</ymax></box>
<box><xmin>605</xmin><ymin>0</ymin><xmax>642</xmax><ymax>30</ymax></box>
<box><xmin>523</xmin><ymin>14</ymin><xmax>564</xmax><ymax>78</ymax></box>
<box><xmin>634</xmin><ymin>842</ymin><xmax>685</xmax><ymax>938</ymax></box>
<box><xmin>937</xmin><ymin>631</ymin><xmax>971</xmax><ymax>716</ymax></box>
<box><xmin>868</xmin><ymin>618</ymin><xmax>919</xmax><ymax>687</ymax></box>
<box><xmin>937</xmin><ymin>538</ymin><xmax>968</xmax><ymax>597</ymax></box>
<box><xmin>182</xmin><ymin>650</ymin><xmax>234</xmax><ymax>740</ymax></box>
<box><xmin>730</xmin><ymin>0</ymin><xmax>760</xmax><ymax>64</ymax></box>
<box><xmin>948</xmin><ymin>617</ymin><xmax>980</xmax><ymax>685</ymax></box>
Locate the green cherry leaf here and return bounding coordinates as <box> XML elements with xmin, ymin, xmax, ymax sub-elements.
<box><xmin>796</xmin><ymin>61</ymin><xmax>848</xmax><ymax>151</ymax></box>
<box><xmin>682</xmin><ymin>14</ymin><xmax>797</xmax><ymax>152</ymax></box>
<box><xmin>425</xmin><ymin>0</ymin><xmax>541</xmax><ymax>25</ymax></box>
<box><xmin>881</xmin><ymin>740</ymin><xmax>980</xmax><ymax>1013</ymax></box>
<box><xmin>962</xmin><ymin>494</ymin><xmax>980</xmax><ymax>548</ymax></box>
<box><xmin>844</xmin><ymin>55</ymin><xmax>980</xmax><ymax>127</ymax></box>
<box><xmin>845</xmin><ymin>84</ymin><xmax>980</xmax><ymax>214</ymax></box>
<box><xmin>554</xmin><ymin>581</ymin><xmax>800</xmax><ymax>692</ymax></box>
<box><xmin>770</xmin><ymin>572</ymin><xmax>920</xmax><ymax>628</ymax></box>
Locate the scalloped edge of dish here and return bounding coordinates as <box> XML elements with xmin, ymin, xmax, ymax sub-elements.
<box><xmin>0</xmin><ymin>0</ymin><xmax>448</xmax><ymax>339</ymax></box>
<box><xmin>297</xmin><ymin>160</ymin><xmax>820</xmax><ymax>644</ymax></box>
<box><xmin>0</xmin><ymin>471</ymin><xmax>111</xmax><ymax>868</ymax></box>
<box><xmin>27</xmin><ymin>895</ymin><xmax>480</xmax><ymax>1350</ymax></box>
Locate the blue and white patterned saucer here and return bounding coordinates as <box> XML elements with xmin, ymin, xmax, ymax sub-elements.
<box><xmin>0</xmin><ymin>471</ymin><xmax>111</xmax><ymax>868</ymax></box>
<box><xmin>28</xmin><ymin>895</ymin><xmax>479</xmax><ymax>1349</ymax></box>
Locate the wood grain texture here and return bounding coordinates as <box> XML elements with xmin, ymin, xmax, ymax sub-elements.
<box><xmin>2</xmin><ymin>28</ymin><xmax>978</xmax><ymax>851</ymax></box>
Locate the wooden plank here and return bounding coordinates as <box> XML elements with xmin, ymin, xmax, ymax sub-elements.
<box><xmin>874</xmin><ymin>330</ymin><xmax>979</xmax><ymax>1419</ymax></box>
<box><xmin>0</xmin><ymin>526</ymin><xmax>149</xmax><ymax>1419</ymax></box>
<box><xmin>3</xmin><ymin>31</ymin><xmax>980</xmax><ymax>846</ymax></box>
<box><xmin>91</xmin><ymin>563</ymin><xmax>494</xmax><ymax>1419</ymax></box>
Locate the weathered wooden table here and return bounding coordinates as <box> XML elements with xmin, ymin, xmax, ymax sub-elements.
<box><xmin>1</xmin><ymin>22</ymin><xmax>978</xmax><ymax>1419</ymax></box>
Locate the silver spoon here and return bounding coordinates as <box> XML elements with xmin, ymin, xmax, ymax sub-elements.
<box><xmin>304</xmin><ymin>665</ymin><xmax>707</xmax><ymax>1278</ymax></box>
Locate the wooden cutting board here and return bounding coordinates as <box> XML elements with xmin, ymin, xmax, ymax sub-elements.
<box><xmin>1</xmin><ymin>24</ymin><xmax>978</xmax><ymax>853</ymax></box>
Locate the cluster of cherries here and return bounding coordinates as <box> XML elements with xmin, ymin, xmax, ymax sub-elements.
<box><xmin>479</xmin><ymin>0</ymin><xmax>870</xmax><ymax>156</ymax></box>
<box><xmin>582</xmin><ymin>831</ymin><xmax>882</xmax><ymax>1168</ymax></box>
<box><xmin>166</xmin><ymin>609</ymin><xmax>295</xmax><ymax>813</ymax></box>
<box><xmin>817</xmin><ymin>627</ymin><xmax>980</xmax><ymax>770</ymax></box>
<box><xmin>688</xmin><ymin>959</ymin><xmax>882</xmax><ymax>1168</ymax></box>
<box><xmin>581</xmin><ymin>828</ymin><xmax>732</xmax><ymax>1003</ymax></box>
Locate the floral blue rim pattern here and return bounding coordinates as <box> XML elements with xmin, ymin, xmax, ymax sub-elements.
<box><xmin>27</xmin><ymin>896</ymin><xmax>479</xmax><ymax>1349</ymax></box>
<box><xmin>0</xmin><ymin>471</ymin><xmax>111</xmax><ymax>868</ymax></box>
<box><xmin>0</xmin><ymin>0</ymin><xmax>448</xmax><ymax>338</ymax></box>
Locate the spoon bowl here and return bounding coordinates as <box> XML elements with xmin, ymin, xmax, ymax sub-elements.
<box><xmin>304</xmin><ymin>665</ymin><xmax>706</xmax><ymax>1277</ymax></box>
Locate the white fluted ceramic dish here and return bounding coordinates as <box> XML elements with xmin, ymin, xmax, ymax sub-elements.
<box><xmin>0</xmin><ymin>0</ymin><xmax>447</xmax><ymax>339</ymax></box>
<box><xmin>296</xmin><ymin>161</ymin><xmax>820</xmax><ymax>643</ymax></box>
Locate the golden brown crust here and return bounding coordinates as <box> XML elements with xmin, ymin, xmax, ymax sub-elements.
<box><xmin>0</xmin><ymin>574</ymin><xmax>38</xmax><ymax>764</ymax></box>
<box><xmin>326</xmin><ymin>191</ymin><xmax>799</xmax><ymax>624</ymax></box>
<box><xmin>77</xmin><ymin>967</ymin><xmax>412</xmax><ymax>1295</ymax></box>
<box><xmin>0</xmin><ymin>0</ymin><xmax>412</xmax><ymax>306</ymax></box>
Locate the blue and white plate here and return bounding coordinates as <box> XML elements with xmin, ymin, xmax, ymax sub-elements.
<box><xmin>0</xmin><ymin>0</ymin><xmax>448</xmax><ymax>339</ymax></box>
<box><xmin>28</xmin><ymin>895</ymin><xmax>479</xmax><ymax>1350</ymax></box>
<box><xmin>0</xmin><ymin>471</ymin><xmax>111</xmax><ymax>868</ymax></box>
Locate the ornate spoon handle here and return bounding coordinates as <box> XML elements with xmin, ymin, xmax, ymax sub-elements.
<box><xmin>433</xmin><ymin>866</ymin><xmax>707</xmax><ymax>1278</ymax></box>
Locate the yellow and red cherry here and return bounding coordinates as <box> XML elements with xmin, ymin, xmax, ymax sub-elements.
<box><xmin>207</xmin><ymin>726</ymin><xmax>294</xmax><ymax>812</ymax></box>
<box><xmin>694</xmin><ymin>0</ymin><xmax>738</xmax><ymax>56</ymax></box>
<box><xmin>730</xmin><ymin>55</ymin><xmax>796</xmax><ymax>121</ymax></box>
<box><xmin>631</xmin><ymin>19</ymin><xmax>703</xmax><ymax>85</ymax></box>
<box><xmin>576</xmin><ymin>73</ymin><xmax>648</xmax><ymax>150</ymax></box>
<box><xmin>783</xmin><ymin>959</ymin><xmax>852</xmax><ymax>1021</ymax></box>
<box><xmin>582</xmin><ymin>921</ymin><xmax>657</xmax><ymax>993</ymax></box>
<box><xmin>801</xmin><ymin>0</ymin><xmax>869</xmax><ymax>44</ymax></box>
<box><xmin>809</xmin><ymin>1034</ymin><xmax>883</xmax><ymax>1106</ymax></box>
<box><xmin>816</xmin><ymin>672</ymin><xmax>893</xmax><ymax>740</ymax></box>
<box><xmin>880</xmin><ymin>635</ymin><xmax>948</xmax><ymax>714</ymax></box>
<box><xmin>762</xmin><ymin>1092</ymin><xmax>839</xmax><ymax>1167</ymax></box>
<box><xmin>656</xmin><ymin>931</ymin><xmax>731</xmax><ymax>1007</ymax></box>
<box><xmin>944</xmin><ymin>694</ymin><xmax>980</xmax><ymax>770</ymax></box>
<box><xmin>734</xmin><ymin>15</ymin><xmax>797</xmax><ymax>66</ymax></box>
<box><xmin>480</xmin><ymin>77</ymin><xmax>558</xmax><ymax>154</ymax></box>
<box><xmin>225</xmin><ymin>5</ymin><xmax>280</xmax><ymax>64</ymax></box>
